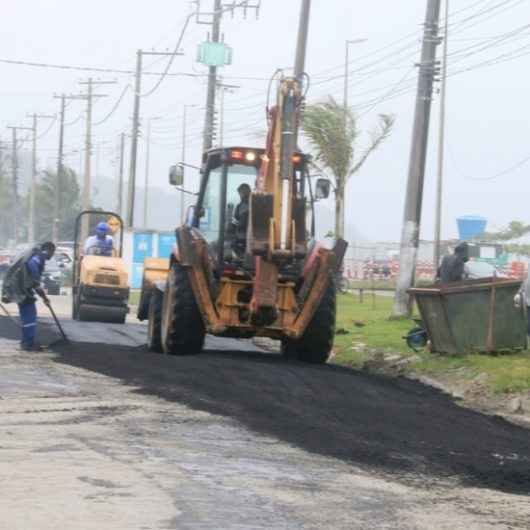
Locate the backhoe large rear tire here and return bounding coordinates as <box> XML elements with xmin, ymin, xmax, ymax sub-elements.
<box><xmin>161</xmin><ymin>262</ymin><xmax>205</xmax><ymax>355</ymax></box>
<box><xmin>147</xmin><ymin>290</ymin><xmax>163</xmax><ymax>353</ymax></box>
<box><xmin>281</xmin><ymin>280</ymin><xmax>336</xmax><ymax>364</ymax></box>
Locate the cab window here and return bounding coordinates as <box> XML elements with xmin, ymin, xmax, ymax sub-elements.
<box><xmin>199</xmin><ymin>163</ymin><xmax>257</xmax><ymax>245</ymax></box>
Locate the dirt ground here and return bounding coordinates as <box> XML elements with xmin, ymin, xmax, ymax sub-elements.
<box><xmin>0</xmin><ymin>302</ymin><xmax>530</xmax><ymax>529</ymax></box>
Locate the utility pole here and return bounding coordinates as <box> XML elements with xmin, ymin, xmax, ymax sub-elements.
<box><xmin>433</xmin><ymin>0</ymin><xmax>449</xmax><ymax>272</ymax></box>
<box><xmin>26</xmin><ymin>113</ymin><xmax>55</xmax><ymax>244</ymax></box>
<box><xmin>52</xmin><ymin>95</ymin><xmax>66</xmax><ymax>243</ymax></box>
<box><xmin>117</xmin><ymin>132</ymin><xmax>125</xmax><ymax>217</ymax></box>
<box><xmin>127</xmin><ymin>50</ymin><xmax>142</xmax><ymax>230</ymax></box>
<box><xmin>11</xmin><ymin>128</ymin><xmax>18</xmax><ymax>243</ymax></box>
<box><xmin>202</xmin><ymin>0</ymin><xmax>222</xmax><ymax>152</ymax></box>
<box><xmin>6</xmin><ymin>125</ymin><xmax>32</xmax><ymax>245</ymax></box>
<box><xmin>196</xmin><ymin>1</ymin><xmax>259</xmax><ymax>151</ymax></box>
<box><xmin>126</xmin><ymin>50</ymin><xmax>183</xmax><ymax>229</ymax></box>
<box><xmin>78</xmin><ymin>78</ymin><xmax>116</xmax><ymax>239</ymax></box>
<box><xmin>51</xmin><ymin>84</ymin><xmax>111</xmax><ymax>241</ymax></box>
<box><xmin>143</xmin><ymin>117</ymin><xmax>161</xmax><ymax>228</ymax></box>
<box><xmin>392</xmin><ymin>0</ymin><xmax>442</xmax><ymax>317</ymax></box>
<box><xmin>294</xmin><ymin>0</ymin><xmax>311</xmax><ymax>78</ymax></box>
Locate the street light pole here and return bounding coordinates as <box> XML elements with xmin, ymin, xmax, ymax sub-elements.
<box><xmin>118</xmin><ymin>132</ymin><xmax>125</xmax><ymax>217</ymax></box>
<box><xmin>180</xmin><ymin>105</ymin><xmax>197</xmax><ymax>224</ymax></box>
<box><xmin>143</xmin><ymin>117</ymin><xmax>160</xmax><ymax>228</ymax></box>
<box><xmin>343</xmin><ymin>39</ymin><xmax>367</xmax><ymax>123</ymax></box>
<box><xmin>216</xmin><ymin>82</ymin><xmax>239</xmax><ymax>147</ymax></box>
<box><xmin>433</xmin><ymin>0</ymin><xmax>449</xmax><ymax>271</ymax></box>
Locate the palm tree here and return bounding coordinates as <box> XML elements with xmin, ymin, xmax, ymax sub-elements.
<box><xmin>302</xmin><ymin>97</ymin><xmax>395</xmax><ymax>239</ymax></box>
<box><xmin>34</xmin><ymin>167</ymin><xmax>82</xmax><ymax>241</ymax></box>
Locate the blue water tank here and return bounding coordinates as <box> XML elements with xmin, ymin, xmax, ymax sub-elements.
<box><xmin>457</xmin><ymin>216</ymin><xmax>487</xmax><ymax>241</ymax></box>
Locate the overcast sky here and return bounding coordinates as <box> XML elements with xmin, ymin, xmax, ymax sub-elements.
<box><xmin>2</xmin><ymin>0</ymin><xmax>530</xmax><ymax>242</ymax></box>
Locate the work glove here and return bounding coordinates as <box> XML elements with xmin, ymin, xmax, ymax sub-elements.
<box><xmin>35</xmin><ymin>287</ymin><xmax>50</xmax><ymax>306</ymax></box>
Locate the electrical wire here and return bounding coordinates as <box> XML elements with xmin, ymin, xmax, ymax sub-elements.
<box><xmin>93</xmin><ymin>84</ymin><xmax>131</xmax><ymax>125</ymax></box>
<box><xmin>37</xmin><ymin>115</ymin><xmax>57</xmax><ymax>139</ymax></box>
<box><xmin>447</xmin><ymin>141</ymin><xmax>530</xmax><ymax>181</ymax></box>
<box><xmin>64</xmin><ymin>112</ymin><xmax>84</xmax><ymax>127</ymax></box>
<box><xmin>140</xmin><ymin>0</ymin><xmax>262</xmax><ymax>98</ymax></box>
<box><xmin>0</xmin><ymin>58</ymin><xmax>270</xmax><ymax>81</ymax></box>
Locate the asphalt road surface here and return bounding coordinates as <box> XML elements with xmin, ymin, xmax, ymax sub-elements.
<box><xmin>0</xmin><ymin>295</ymin><xmax>529</xmax><ymax>529</ymax></box>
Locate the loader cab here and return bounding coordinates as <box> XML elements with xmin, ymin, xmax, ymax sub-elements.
<box><xmin>193</xmin><ymin>146</ymin><xmax>312</xmax><ymax>269</ymax></box>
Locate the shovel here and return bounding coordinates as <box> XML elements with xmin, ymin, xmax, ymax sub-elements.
<box><xmin>41</xmin><ymin>297</ymin><xmax>69</xmax><ymax>344</ymax></box>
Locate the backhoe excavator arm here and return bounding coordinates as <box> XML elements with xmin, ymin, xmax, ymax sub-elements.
<box><xmin>247</xmin><ymin>74</ymin><xmax>306</xmax><ymax>326</ymax></box>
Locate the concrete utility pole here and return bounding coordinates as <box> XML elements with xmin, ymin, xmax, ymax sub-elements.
<box><xmin>117</xmin><ymin>132</ymin><xmax>125</xmax><ymax>217</ymax></box>
<box><xmin>6</xmin><ymin>125</ymin><xmax>32</xmax><ymax>244</ymax></box>
<box><xmin>433</xmin><ymin>0</ymin><xmax>449</xmax><ymax>272</ymax></box>
<box><xmin>11</xmin><ymin>128</ymin><xmax>18</xmax><ymax>243</ymax></box>
<box><xmin>294</xmin><ymin>0</ymin><xmax>311</xmax><ymax>78</ymax></box>
<box><xmin>127</xmin><ymin>50</ymin><xmax>143</xmax><ymax>230</ymax></box>
<box><xmin>26</xmin><ymin>113</ymin><xmax>55</xmax><ymax>244</ymax></box>
<box><xmin>196</xmin><ymin>1</ymin><xmax>259</xmax><ymax>151</ymax></box>
<box><xmin>392</xmin><ymin>0</ymin><xmax>442</xmax><ymax>317</ymax></box>
<box><xmin>78</xmin><ymin>78</ymin><xmax>115</xmax><ymax>239</ymax></box>
<box><xmin>202</xmin><ymin>0</ymin><xmax>222</xmax><ymax>152</ymax></box>
<box><xmin>52</xmin><ymin>95</ymin><xmax>66</xmax><ymax>243</ymax></box>
<box><xmin>126</xmin><ymin>50</ymin><xmax>183</xmax><ymax>229</ymax></box>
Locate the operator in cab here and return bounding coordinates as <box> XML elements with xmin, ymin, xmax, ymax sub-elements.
<box><xmin>228</xmin><ymin>183</ymin><xmax>251</xmax><ymax>256</ymax></box>
<box><xmin>437</xmin><ymin>242</ymin><xmax>469</xmax><ymax>283</ymax></box>
<box><xmin>84</xmin><ymin>222</ymin><xmax>114</xmax><ymax>257</ymax></box>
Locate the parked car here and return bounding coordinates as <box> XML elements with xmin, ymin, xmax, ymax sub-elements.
<box><xmin>0</xmin><ymin>250</ymin><xmax>15</xmax><ymax>281</ymax></box>
<box><xmin>42</xmin><ymin>257</ymin><xmax>66</xmax><ymax>295</ymax></box>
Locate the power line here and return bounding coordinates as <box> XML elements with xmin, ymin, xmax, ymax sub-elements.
<box><xmin>447</xmin><ymin>142</ymin><xmax>530</xmax><ymax>181</ymax></box>
<box><xmin>64</xmin><ymin>112</ymin><xmax>84</xmax><ymax>127</ymax></box>
<box><xmin>36</xmin><ymin>115</ymin><xmax>57</xmax><ymax>139</ymax></box>
<box><xmin>93</xmin><ymin>84</ymin><xmax>131</xmax><ymax>125</ymax></box>
<box><xmin>0</xmin><ymin>58</ymin><xmax>270</xmax><ymax>80</ymax></box>
<box><xmin>139</xmin><ymin>26</ymin><xmax>191</xmax><ymax>98</ymax></box>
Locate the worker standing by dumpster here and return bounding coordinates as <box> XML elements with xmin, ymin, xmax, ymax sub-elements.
<box><xmin>437</xmin><ymin>242</ymin><xmax>469</xmax><ymax>283</ymax></box>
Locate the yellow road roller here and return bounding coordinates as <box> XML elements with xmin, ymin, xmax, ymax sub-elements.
<box><xmin>72</xmin><ymin>210</ymin><xmax>129</xmax><ymax>324</ymax></box>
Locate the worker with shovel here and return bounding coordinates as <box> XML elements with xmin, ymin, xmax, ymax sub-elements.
<box><xmin>1</xmin><ymin>242</ymin><xmax>56</xmax><ymax>351</ymax></box>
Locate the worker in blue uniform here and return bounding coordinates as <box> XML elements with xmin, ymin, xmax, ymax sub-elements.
<box><xmin>84</xmin><ymin>222</ymin><xmax>114</xmax><ymax>256</ymax></box>
<box><xmin>1</xmin><ymin>242</ymin><xmax>56</xmax><ymax>351</ymax></box>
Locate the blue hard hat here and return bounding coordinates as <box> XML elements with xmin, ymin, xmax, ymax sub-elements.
<box><xmin>96</xmin><ymin>222</ymin><xmax>110</xmax><ymax>236</ymax></box>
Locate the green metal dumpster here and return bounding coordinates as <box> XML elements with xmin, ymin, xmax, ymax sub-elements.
<box><xmin>409</xmin><ymin>277</ymin><xmax>527</xmax><ymax>354</ymax></box>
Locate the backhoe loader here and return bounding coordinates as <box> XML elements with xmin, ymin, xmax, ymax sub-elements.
<box><xmin>137</xmin><ymin>70</ymin><xmax>347</xmax><ymax>362</ymax></box>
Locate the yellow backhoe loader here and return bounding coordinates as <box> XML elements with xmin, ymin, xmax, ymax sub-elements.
<box><xmin>137</xmin><ymin>74</ymin><xmax>346</xmax><ymax>362</ymax></box>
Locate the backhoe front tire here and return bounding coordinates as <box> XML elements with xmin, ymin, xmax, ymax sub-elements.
<box><xmin>282</xmin><ymin>280</ymin><xmax>336</xmax><ymax>364</ymax></box>
<box><xmin>161</xmin><ymin>262</ymin><xmax>205</xmax><ymax>355</ymax></box>
<box><xmin>147</xmin><ymin>290</ymin><xmax>163</xmax><ymax>353</ymax></box>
